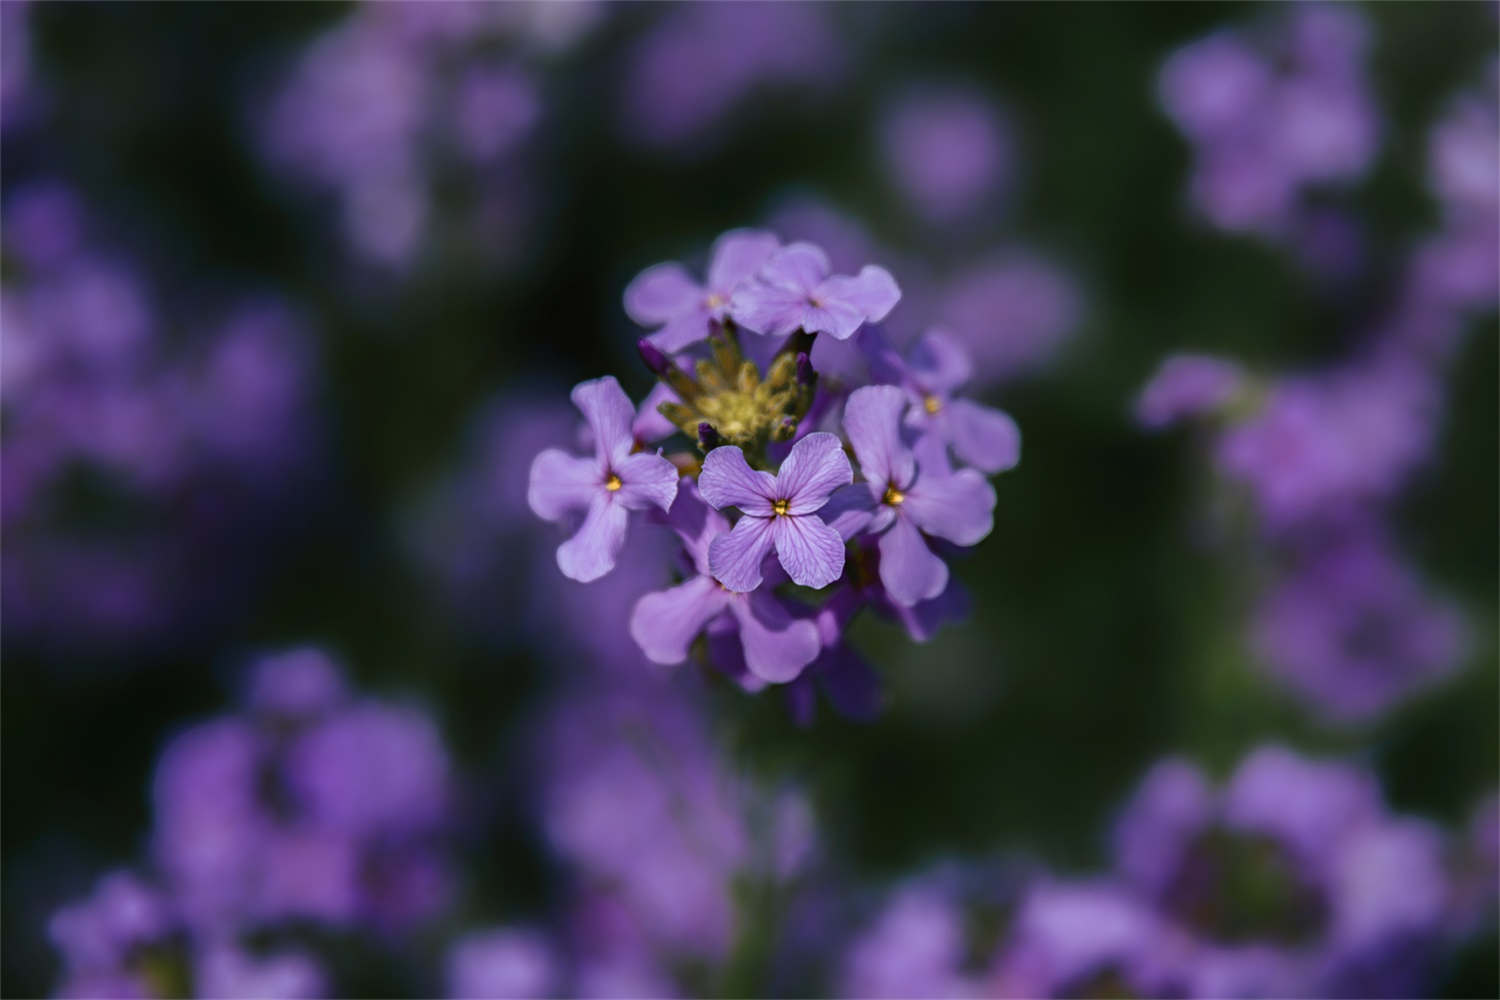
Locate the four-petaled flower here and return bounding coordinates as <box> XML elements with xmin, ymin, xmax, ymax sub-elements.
<box><xmin>624</xmin><ymin>229</ymin><xmax>781</xmax><ymax>352</ymax></box>
<box><xmin>827</xmin><ymin>385</ymin><xmax>996</xmax><ymax>606</ymax></box>
<box><xmin>699</xmin><ymin>431</ymin><xmax>852</xmax><ymax>592</ymax></box>
<box><xmin>730</xmin><ymin>242</ymin><xmax>901</xmax><ymax>341</ymax></box>
<box><xmin>877</xmin><ymin>328</ymin><xmax>1022</xmax><ymax>475</ymax></box>
<box><xmin>528</xmin><ymin>376</ymin><xmax>679</xmax><ymax>582</ymax></box>
<box><xmin>629</xmin><ymin>482</ymin><xmax>821</xmax><ymax>682</ymax></box>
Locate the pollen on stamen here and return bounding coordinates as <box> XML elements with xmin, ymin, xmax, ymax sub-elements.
<box><xmin>923</xmin><ymin>394</ymin><xmax>943</xmax><ymax>415</ymax></box>
<box><xmin>772</xmin><ymin>498</ymin><xmax>791</xmax><ymax>516</ymax></box>
<box><xmin>605</xmin><ymin>474</ymin><xmax>623</xmax><ymax>492</ymax></box>
<box><xmin>882</xmin><ymin>484</ymin><xmax>905</xmax><ymax>506</ymax></box>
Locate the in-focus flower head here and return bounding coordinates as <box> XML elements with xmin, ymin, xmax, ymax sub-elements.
<box><xmin>531</xmin><ymin>226</ymin><xmax>1015</xmax><ymax>707</ymax></box>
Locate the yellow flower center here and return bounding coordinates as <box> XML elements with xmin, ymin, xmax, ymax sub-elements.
<box><xmin>923</xmin><ymin>394</ymin><xmax>943</xmax><ymax>415</ymax></box>
<box><xmin>705</xmin><ymin>292</ymin><xmax>726</xmax><ymax>309</ymax></box>
<box><xmin>605</xmin><ymin>474</ymin><xmax>623</xmax><ymax>492</ymax></box>
<box><xmin>882</xmin><ymin>484</ymin><xmax>905</xmax><ymax>506</ymax></box>
<box><xmin>771</xmin><ymin>498</ymin><xmax>791</xmax><ymax>516</ymax></box>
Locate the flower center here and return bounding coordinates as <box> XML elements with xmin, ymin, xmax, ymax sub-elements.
<box><xmin>705</xmin><ymin>291</ymin><xmax>726</xmax><ymax>310</ymax></box>
<box><xmin>605</xmin><ymin>474</ymin><xmax>623</xmax><ymax>492</ymax></box>
<box><xmin>771</xmin><ymin>498</ymin><xmax>791</xmax><ymax>516</ymax></box>
<box><xmin>882</xmin><ymin>484</ymin><xmax>905</xmax><ymax>506</ymax></box>
<box><xmin>923</xmin><ymin>394</ymin><xmax>943</xmax><ymax>415</ymax></box>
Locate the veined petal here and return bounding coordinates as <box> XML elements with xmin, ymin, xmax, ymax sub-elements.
<box><xmin>646</xmin><ymin>308</ymin><xmax>714</xmax><ymax>353</ymax></box>
<box><xmin>699</xmin><ymin>446</ymin><xmax>777</xmax><ymax>514</ymax></box>
<box><xmin>818</xmin><ymin>265</ymin><xmax>901</xmax><ymax>323</ymax></box>
<box><xmin>628</xmin><ymin>575</ymin><xmax>731</xmax><ymax>665</ymax></box>
<box><xmin>624</xmin><ymin>263</ymin><xmax>701</xmax><ymax>325</ymax></box>
<box><xmin>759</xmin><ymin>242</ymin><xmax>831</xmax><ymax>293</ymax></box>
<box><xmin>707</xmin><ymin>229</ymin><xmax>780</xmax><ymax>293</ymax></box>
<box><xmin>728</xmin><ymin>284</ymin><xmax>807</xmax><ymax>338</ymax></box>
<box><xmin>801</xmin><ymin>297</ymin><xmax>867</xmax><ymax>341</ymax></box>
<box><xmin>730</xmin><ymin>592</ymin><xmax>821</xmax><ymax>683</ymax></box>
<box><xmin>708</xmin><ymin>514</ymin><xmax>775</xmax><ymax>592</ymax></box>
<box><xmin>528</xmin><ymin>448</ymin><xmax>600</xmax><ymax>522</ymax></box>
<box><xmin>907</xmin><ymin>328</ymin><xmax>973</xmax><ymax>393</ymax></box>
<box><xmin>660</xmin><ymin>479</ymin><xmax>728</xmax><ymax>575</ymax></box>
<box><xmin>571</xmin><ymin>376</ymin><xmax>637</xmax><ymax>465</ymax></box>
<box><xmin>946</xmin><ymin>398</ymin><xmax>1020</xmax><ymax>473</ymax></box>
<box><xmin>842</xmin><ymin>385</ymin><xmax>915</xmax><ymax>490</ymax></box>
<box><xmin>612</xmin><ymin>451</ymin><xmax>678</xmax><ymax>512</ymax></box>
<box><xmin>903</xmin><ymin>468</ymin><xmax>996</xmax><ymax>546</ymax></box>
<box><xmin>772</xmin><ymin>515</ymin><xmax>846</xmax><ymax>590</ymax></box>
<box><xmin>556</xmin><ymin>492</ymin><xmax>630</xmax><ymax>583</ymax></box>
<box><xmin>877</xmin><ymin>512</ymin><xmax>949</xmax><ymax>606</ymax></box>
<box><xmin>819</xmin><ymin>482</ymin><xmax>879</xmax><ymax>540</ymax></box>
<box><xmin>776</xmin><ymin>432</ymin><xmax>852</xmax><ymax>513</ymax></box>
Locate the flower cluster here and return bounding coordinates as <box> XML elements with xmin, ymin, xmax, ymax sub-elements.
<box><xmin>837</xmin><ymin>746</ymin><xmax>1486</xmax><ymax>999</ymax></box>
<box><xmin>1133</xmin><ymin>56</ymin><xmax>1494</xmax><ymax>724</ymax></box>
<box><xmin>1</xmin><ymin>182</ymin><xmax>321</xmax><ymax>655</ymax></box>
<box><xmin>47</xmin><ymin>648</ymin><xmax>457</xmax><ymax>997</ymax></box>
<box><xmin>528</xmin><ymin>229</ymin><xmax>1018</xmax><ymax>705</ymax></box>
<box><xmin>1158</xmin><ymin>4</ymin><xmax>1379</xmax><ymax>241</ymax></box>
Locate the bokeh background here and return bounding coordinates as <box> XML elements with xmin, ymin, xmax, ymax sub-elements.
<box><xmin>3</xmin><ymin>2</ymin><xmax>1496</xmax><ymax>997</ymax></box>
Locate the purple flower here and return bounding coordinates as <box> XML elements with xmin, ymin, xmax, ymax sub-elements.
<box><xmin>838</xmin><ymin>882</ymin><xmax>974</xmax><ymax>999</ymax></box>
<box><xmin>879</xmin><ymin>86</ymin><xmax>1012</xmax><ymax>226</ymax></box>
<box><xmin>624</xmin><ymin>229</ymin><xmax>780</xmax><ymax>352</ymax></box>
<box><xmin>698</xmin><ymin>431</ymin><xmax>852</xmax><ymax>592</ymax></box>
<box><xmin>932</xmin><ymin>251</ymin><xmax>1082</xmax><ymax>383</ymax></box>
<box><xmin>528</xmin><ymin>376</ymin><xmax>679</xmax><ymax>582</ymax></box>
<box><xmin>877</xmin><ymin>328</ymin><xmax>1021</xmax><ymax>474</ymax></box>
<box><xmin>831</xmin><ymin>386</ymin><xmax>996</xmax><ymax>607</ymax></box>
<box><xmin>1134</xmin><ymin>353</ymin><xmax>1246</xmax><ymax>429</ymax></box>
<box><xmin>446</xmin><ymin>928</ymin><xmax>560</xmax><ymax>999</ymax></box>
<box><xmin>1250</xmin><ymin>531</ymin><xmax>1467</xmax><ymax>721</ymax></box>
<box><xmin>629</xmin><ymin>481</ymin><xmax>820</xmax><ymax>683</ymax></box>
<box><xmin>729</xmin><ymin>242</ymin><xmax>900</xmax><ymax>341</ymax></box>
<box><xmin>1109</xmin><ymin>746</ymin><xmax>1453</xmax><ymax>997</ymax></box>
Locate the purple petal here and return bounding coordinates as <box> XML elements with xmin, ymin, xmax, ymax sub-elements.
<box><xmin>875</xmin><ymin>579</ymin><xmax>970</xmax><ymax>642</ymax></box>
<box><xmin>623</xmin><ymin>263</ymin><xmax>702</xmax><ymax>325</ymax></box>
<box><xmin>877</xmin><ymin>513</ymin><xmax>949</xmax><ymax>606</ymax></box>
<box><xmin>946</xmin><ymin>398</ymin><xmax>1021</xmax><ymax>473</ymax></box>
<box><xmin>528</xmin><ymin>448</ymin><xmax>601</xmax><ymax>522</ymax></box>
<box><xmin>799</xmin><ymin>298</ymin><xmax>868</xmax><ymax>341</ymax></box>
<box><xmin>612</xmin><ymin>451</ymin><xmax>679</xmax><ymax>512</ymax></box>
<box><xmin>772</xmin><ymin>514</ymin><xmax>846</xmax><ymax>589</ymax></box>
<box><xmin>842</xmin><ymin>385</ymin><xmax>915</xmax><ymax>490</ymax></box>
<box><xmin>817</xmin><ymin>265</ymin><xmax>901</xmax><ymax>327</ymax></box>
<box><xmin>557</xmin><ymin>493</ymin><xmax>630</xmax><ymax>582</ymax></box>
<box><xmin>775</xmin><ymin>431</ymin><xmax>852</xmax><ymax>512</ymax></box>
<box><xmin>819</xmin><ymin>482</ymin><xmax>879</xmax><ymax>540</ymax></box>
<box><xmin>708</xmin><ymin>514</ymin><xmax>775</xmax><ymax>592</ymax></box>
<box><xmin>646</xmin><ymin>308</ymin><xmax>714</xmax><ymax>352</ymax></box>
<box><xmin>571</xmin><ymin>376</ymin><xmax>636</xmax><ymax>464</ymax></box>
<box><xmin>912</xmin><ymin>429</ymin><xmax>955</xmax><ymax>479</ymax></box>
<box><xmin>707</xmin><ymin>229</ymin><xmax>780</xmax><ymax>294</ymax></box>
<box><xmin>902</xmin><ymin>468</ymin><xmax>995</xmax><ymax>546</ymax></box>
<box><xmin>698</xmin><ymin>445</ymin><xmax>777</xmax><ymax>515</ymax></box>
<box><xmin>633</xmin><ymin>383</ymin><xmax>679</xmax><ymax>444</ymax></box>
<box><xmin>659</xmin><ymin>479</ymin><xmax>727</xmax><ymax>574</ymax></box>
<box><xmin>907</xmin><ymin>328</ymin><xmax>972</xmax><ymax>393</ymax></box>
<box><xmin>759</xmin><ymin>242</ymin><xmax>831</xmax><ymax>293</ymax></box>
<box><xmin>628</xmin><ymin>575</ymin><xmax>731</xmax><ymax>665</ymax></box>
<box><xmin>729</xmin><ymin>591</ymin><xmax>821</xmax><ymax>682</ymax></box>
<box><xmin>728</xmin><ymin>284</ymin><xmax>808</xmax><ymax>338</ymax></box>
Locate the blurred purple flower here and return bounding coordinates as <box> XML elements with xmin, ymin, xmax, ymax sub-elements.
<box><xmin>1251</xmin><ymin>531</ymin><xmax>1467</xmax><ymax>721</ymax></box>
<box><xmin>880</xmin><ymin>86</ymin><xmax>1012</xmax><ymax>226</ymax></box>
<box><xmin>446</xmin><ymin>928</ymin><xmax>561</xmax><ymax>999</ymax></box>
<box><xmin>931</xmin><ymin>251</ymin><xmax>1083</xmax><ymax>384</ymax></box>
<box><xmin>1134</xmin><ymin>353</ymin><xmax>1246</xmax><ymax>429</ymax></box>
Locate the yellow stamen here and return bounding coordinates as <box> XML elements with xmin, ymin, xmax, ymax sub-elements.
<box><xmin>705</xmin><ymin>292</ymin><xmax>726</xmax><ymax>309</ymax></box>
<box><xmin>882</xmin><ymin>484</ymin><xmax>905</xmax><ymax>507</ymax></box>
<box><xmin>771</xmin><ymin>498</ymin><xmax>791</xmax><ymax>516</ymax></box>
<box><xmin>923</xmin><ymin>394</ymin><xmax>943</xmax><ymax>415</ymax></box>
<box><xmin>605</xmin><ymin>474</ymin><xmax>623</xmax><ymax>492</ymax></box>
